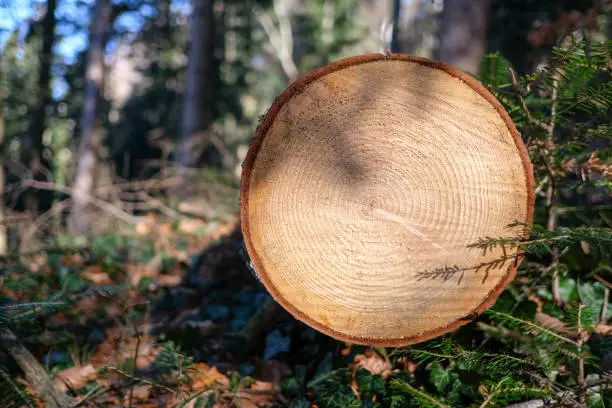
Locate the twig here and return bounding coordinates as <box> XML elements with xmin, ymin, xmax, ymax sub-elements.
<box><xmin>577</xmin><ymin>304</ymin><xmax>586</xmax><ymax>404</ymax></box>
<box><xmin>128</xmin><ymin>323</ymin><xmax>141</xmax><ymax>408</ymax></box>
<box><xmin>105</xmin><ymin>367</ymin><xmax>178</xmax><ymax>395</ymax></box>
<box><xmin>95</xmin><ymin>175</ymin><xmax>183</xmax><ymax>194</ymax></box>
<box><xmin>70</xmin><ymin>383</ymin><xmax>105</xmax><ymax>407</ymax></box>
<box><xmin>19</xmin><ymin>200</ymin><xmax>70</xmax><ymax>254</ymax></box>
<box><xmin>119</xmin><ymin>190</ymin><xmax>180</xmax><ymax>218</ymax></box>
<box><xmin>557</xmin><ymin>204</ymin><xmax>612</xmax><ymax>215</ymax></box>
<box><xmin>487</xmin><ymin>310</ymin><xmax>580</xmax><ymax>346</ymax></box>
<box><xmin>174</xmin><ymin>389</ymin><xmax>215</xmax><ymax>408</ymax></box>
<box><xmin>479</xmin><ymin>378</ymin><xmax>506</xmax><ymax>408</ymax></box>
<box><xmin>546</xmin><ymin>74</ymin><xmax>562</xmax><ymax>307</ymax></box>
<box><xmin>585</xmin><ymin>377</ymin><xmax>612</xmax><ymax>390</ymax></box>
<box><xmin>390</xmin><ymin>380</ymin><xmax>450</xmax><ymax>408</ymax></box>
<box><xmin>505</xmin><ymin>400</ymin><xmax>548</xmax><ymax>408</ymax></box>
<box><xmin>602</xmin><ymin>286</ymin><xmax>609</xmax><ymax>324</ymax></box>
<box><xmin>20</xmin><ymin>180</ymin><xmax>139</xmax><ymax>225</ymax></box>
<box><xmin>255</xmin><ymin>0</ymin><xmax>298</xmax><ymax>81</ymax></box>
<box><xmin>594</xmin><ymin>274</ymin><xmax>612</xmax><ymax>290</ymax></box>
<box><xmin>508</xmin><ymin>67</ymin><xmax>552</xmax><ymax>136</ymax></box>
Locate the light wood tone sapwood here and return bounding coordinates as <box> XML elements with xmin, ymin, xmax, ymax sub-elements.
<box><xmin>241</xmin><ymin>54</ymin><xmax>535</xmax><ymax>346</ymax></box>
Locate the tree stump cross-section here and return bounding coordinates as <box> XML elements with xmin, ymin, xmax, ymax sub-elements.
<box><xmin>240</xmin><ymin>54</ymin><xmax>535</xmax><ymax>346</ymax></box>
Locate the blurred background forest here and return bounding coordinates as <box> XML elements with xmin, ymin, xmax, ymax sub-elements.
<box><xmin>0</xmin><ymin>0</ymin><xmax>607</xmax><ymax>246</ymax></box>
<box><xmin>0</xmin><ymin>0</ymin><xmax>611</xmax><ymax>407</ymax></box>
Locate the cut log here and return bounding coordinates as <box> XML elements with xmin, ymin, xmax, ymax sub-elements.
<box><xmin>240</xmin><ymin>54</ymin><xmax>534</xmax><ymax>346</ymax></box>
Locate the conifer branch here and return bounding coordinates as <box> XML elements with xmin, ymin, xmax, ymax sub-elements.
<box><xmin>390</xmin><ymin>379</ymin><xmax>450</xmax><ymax>408</ymax></box>
<box><xmin>486</xmin><ymin>310</ymin><xmax>579</xmax><ymax>346</ymax></box>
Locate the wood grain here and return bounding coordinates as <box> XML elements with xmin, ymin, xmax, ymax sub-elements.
<box><xmin>240</xmin><ymin>54</ymin><xmax>534</xmax><ymax>346</ymax></box>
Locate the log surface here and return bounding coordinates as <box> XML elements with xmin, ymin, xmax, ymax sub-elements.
<box><xmin>240</xmin><ymin>54</ymin><xmax>534</xmax><ymax>346</ymax></box>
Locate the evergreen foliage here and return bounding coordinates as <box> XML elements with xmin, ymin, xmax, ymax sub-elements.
<box><xmin>0</xmin><ymin>368</ymin><xmax>36</xmax><ymax>408</ymax></box>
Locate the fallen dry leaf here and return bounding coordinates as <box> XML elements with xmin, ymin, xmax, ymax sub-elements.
<box><xmin>233</xmin><ymin>380</ymin><xmax>280</xmax><ymax>408</ymax></box>
<box><xmin>125</xmin><ymin>385</ymin><xmax>152</xmax><ymax>402</ymax></box>
<box><xmin>396</xmin><ymin>356</ymin><xmax>418</xmax><ymax>374</ymax></box>
<box><xmin>54</xmin><ymin>364</ymin><xmax>97</xmax><ymax>392</ymax></box>
<box><xmin>353</xmin><ymin>350</ymin><xmax>392</xmax><ymax>379</ymax></box>
<box><xmin>61</xmin><ymin>253</ymin><xmax>84</xmax><ymax>268</ymax></box>
<box><xmin>135</xmin><ymin>214</ymin><xmax>157</xmax><ymax>235</ymax></box>
<box><xmin>127</xmin><ymin>262</ymin><xmax>160</xmax><ymax>286</ymax></box>
<box><xmin>596</xmin><ymin>324</ymin><xmax>612</xmax><ymax>335</ymax></box>
<box><xmin>83</xmin><ymin>265</ymin><xmax>113</xmax><ymax>285</ymax></box>
<box><xmin>90</xmin><ymin>327</ymin><xmax>160</xmax><ymax>370</ymax></box>
<box><xmin>158</xmin><ymin>274</ymin><xmax>183</xmax><ymax>287</ymax></box>
<box><xmin>535</xmin><ymin>312</ymin><xmax>574</xmax><ymax>337</ymax></box>
<box><xmin>27</xmin><ymin>253</ymin><xmax>49</xmax><ymax>273</ymax></box>
<box><xmin>185</xmin><ymin>363</ymin><xmax>230</xmax><ymax>391</ymax></box>
<box><xmin>235</xmin><ymin>399</ymin><xmax>259</xmax><ymax>408</ymax></box>
<box><xmin>178</xmin><ymin>218</ymin><xmax>205</xmax><ymax>235</ymax></box>
<box><xmin>159</xmin><ymin>222</ymin><xmax>174</xmax><ymax>235</ymax></box>
<box><xmin>251</xmin><ymin>380</ymin><xmax>276</xmax><ymax>391</ymax></box>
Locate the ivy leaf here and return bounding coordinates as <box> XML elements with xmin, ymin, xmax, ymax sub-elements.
<box><xmin>558</xmin><ymin>277</ymin><xmax>579</xmax><ymax>304</ymax></box>
<box><xmin>320</xmin><ymin>385</ymin><xmax>359</xmax><ymax>408</ymax></box>
<box><xmin>587</xmin><ymin>391</ymin><xmax>605</xmax><ymax>408</ymax></box>
<box><xmin>430</xmin><ymin>363</ymin><xmax>457</xmax><ymax>393</ymax></box>
<box><xmin>356</xmin><ymin>370</ymin><xmax>385</xmax><ymax>399</ymax></box>
<box><xmin>388</xmin><ymin>395</ymin><xmax>409</xmax><ymax>408</ymax></box>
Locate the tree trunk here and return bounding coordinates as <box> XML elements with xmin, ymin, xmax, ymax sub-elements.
<box><xmin>0</xmin><ymin>67</ymin><xmax>6</xmax><ymax>257</ymax></box>
<box><xmin>390</xmin><ymin>0</ymin><xmax>401</xmax><ymax>53</ymax></box>
<box><xmin>25</xmin><ymin>0</ymin><xmax>57</xmax><ymax>214</ymax></box>
<box><xmin>69</xmin><ymin>0</ymin><xmax>111</xmax><ymax>235</ymax></box>
<box><xmin>178</xmin><ymin>0</ymin><xmax>215</xmax><ymax>170</ymax></box>
<box><xmin>436</xmin><ymin>0</ymin><xmax>489</xmax><ymax>74</ymax></box>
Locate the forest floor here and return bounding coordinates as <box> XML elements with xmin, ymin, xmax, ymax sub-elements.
<box><xmin>2</xmin><ymin>215</ymin><xmax>392</xmax><ymax>407</ymax></box>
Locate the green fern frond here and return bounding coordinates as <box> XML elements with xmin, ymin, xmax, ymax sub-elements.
<box><xmin>0</xmin><ymin>301</ymin><xmax>68</xmax><ymax>331</ymax></box>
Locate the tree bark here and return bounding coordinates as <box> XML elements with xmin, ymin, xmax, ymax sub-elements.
<box><xmin>0</xmin><ymin>66</ymin><xmax>6</xmax><ymax>257</ymax></box>
<box><xmin>390</xmin><ymin>0</ymin><xmax>401</xmax><ymax>53</ymax></box>
<box><xmin>69</xmin><ymin>0</ymin><xmax>111</xmax><ymax>235</ymax></box>
<box><xmin>436</xmin><ymin>0</ymin><xmax>489</xmax><ymax>74</ymax></box>
<box><xmin>25</xmin><ymin>0</ymin><xmax>57</xmax><ymax>213</ymax></box>
<box><xmin>178</xmin><ymin>0</ymin><xmax>215</xmax><ymax>170</ymax></box>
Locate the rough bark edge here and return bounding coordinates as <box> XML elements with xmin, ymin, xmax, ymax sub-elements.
<box><xmin>240</xmin><ymin>53</ymin><xmax>536</xmax><ymax>347</ymax></box>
